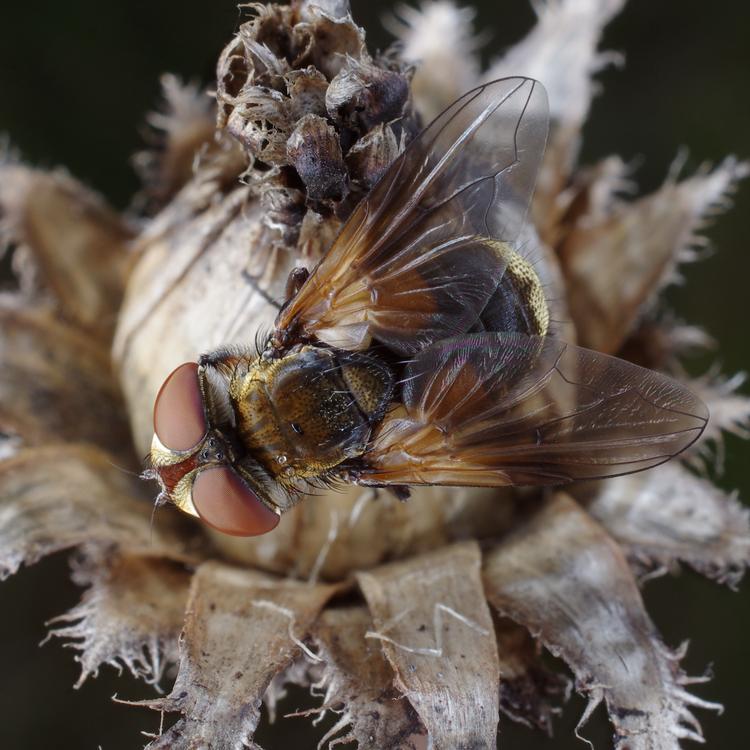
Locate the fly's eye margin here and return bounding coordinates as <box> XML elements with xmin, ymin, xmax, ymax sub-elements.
<box><xmin>191</xmin><ymin>466</ymin><xmax>280</xmax><ymax>537</ymax></box>
<box><xmin>153</xmin><ymin>362</ymin><xmax>208</xmax><ymax>452</ymax></box>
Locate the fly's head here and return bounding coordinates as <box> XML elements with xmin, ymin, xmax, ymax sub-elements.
<box><xmin>149</xmin><ymin>359</ymin><xmax>282</xmax><ymax>536</ymax></box>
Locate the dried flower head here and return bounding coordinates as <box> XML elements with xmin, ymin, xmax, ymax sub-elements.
<box><xmin>1</xmin><ymin>1</ymin><xmax>749</xmax><ymax>749</ymax></box>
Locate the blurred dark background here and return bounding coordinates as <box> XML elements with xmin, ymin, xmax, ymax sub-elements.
<box><xmin>0</xmin><ymin>1</ymin><xmax>748</xmax><ymax>748</ymax></box>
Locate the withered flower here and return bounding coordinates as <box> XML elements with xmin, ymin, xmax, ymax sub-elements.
<box><xmin>1</xmin><ymin>1</ymin><xmax>749</xmax><ymax>748</ymax></box>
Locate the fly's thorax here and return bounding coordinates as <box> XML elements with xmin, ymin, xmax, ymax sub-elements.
<box><xmin>229</xmin><ymin>346</ymin><xmax>394</xmax><ymax>482</ymax></box>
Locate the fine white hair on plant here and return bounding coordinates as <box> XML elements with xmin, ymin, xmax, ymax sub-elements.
<box><xmin>365</xmin><ymin>602</ymin><xmax>490</xmax><ymax>657</ymax></box>
<box><xmin>252</xmin><ymin>599</ymin><xmax>324</xmax><ymax>662</ymax></box>
<box><xmin>307</xmin><ymin>509</ymin><xmax>340</xmax><ymax>584</ymax></box>
<box><xmin>346</xmin><ymin>487</ymin><xmax>375</xmax><ymax>529</ymax></box>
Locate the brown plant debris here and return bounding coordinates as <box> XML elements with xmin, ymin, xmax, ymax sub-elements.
<box><xmin>308</xmin><ymin>605</ymin><xmax>423</xmax><ymax>749</ymax></box>
<box><xmin>0</xmin><ymin>297</ymin><xmax>133</xmax><ymax>462</ymax></box>
<box><xmin>45</xmin><ymin>552</ymin><xmax>191</xmax><ymax>687</ymax></box>
<box><xmin>0</xmin><ymin>159</ymin><xmax>132</xmax><ymax>340</ymax></box>
<box><xmin>0</xmin><ymin>444</ymin><xmax>190</xmax><ymax>580</ymax></box>
<box><xmin>357</xmin><ymin>542</ymin><xmax>500</xmax><ymax>750</ymax></box>
<box><xmin>141</xmin><ymin>561</ymin><xmax>339</xmax><ymax>749</ymax></box>
<box><xmin>586</xmin><ymin>462</ymin><xmax>750</xmax><ymax>587</ymax></box>
<box><xmin>484</xmin><ymin>494</ymin><xmax>721</xmax><ymax>750</ymax></box>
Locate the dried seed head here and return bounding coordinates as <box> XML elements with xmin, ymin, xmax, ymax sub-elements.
<box><xmin>214</xmin><ymin>1</ymin><xmax>415</xmax><ymax>253</ymax></box>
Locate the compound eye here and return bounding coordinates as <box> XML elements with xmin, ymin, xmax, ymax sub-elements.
<box><xmin>153</xmin><ymin>362</ymin><xmax>207</xmax><ymax>451</ymax></box>
<box><xmin>192</xmin><ymin>466</ymin><xmax>280</xmax><ymax>537</ymax></box>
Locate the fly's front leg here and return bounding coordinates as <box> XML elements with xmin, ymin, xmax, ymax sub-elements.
<box><xmin>241</xmin><ymin>241</ymin><xmax>283</xmax><ymax>309</ymax></box>
<box><xmin>284</xmin><ymin>266</ymin><xmax>310</xmax><ymax>303</ymax></box>
<box><xmin>241</xmin><ymin>268</ymin><xmax>282</xmax><ymax>310</ymax></box>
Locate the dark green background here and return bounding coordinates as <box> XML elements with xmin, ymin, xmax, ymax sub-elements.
<box><xmin>1</xmin><ymin>1</ymin><xmax>748</xmax><ymax>748</ymax></box>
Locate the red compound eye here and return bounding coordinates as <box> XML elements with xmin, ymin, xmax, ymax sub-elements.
<box><xmin>192</xmin><ymin>466</ymin><xmax>280</xmax><ymax>536</ymax></box>
<box><xmin>153</xmin><ymin>362</ymin><xmax>207</xmax><ymax>451</ymax></box>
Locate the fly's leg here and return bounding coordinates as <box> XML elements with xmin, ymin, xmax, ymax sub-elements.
<box><xmin>285</xmin><ymin>266</ymin><xmax>310</xmax><ymax>302</ymax></box>
<box><xmin>241</xmin><ymin>268</ymin><xmax>282</xmax><ymax>310</ymax></box>
<box><xmin>241</xmin><ymin>240</ymin><xmax>282</xmax><ymax>309</ymax></box>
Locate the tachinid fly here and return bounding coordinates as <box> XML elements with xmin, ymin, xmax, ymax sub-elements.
<box><xmin>148</xmin><ymin>78</ymin><xmax>708</xmax><ymax>536</ymax></box>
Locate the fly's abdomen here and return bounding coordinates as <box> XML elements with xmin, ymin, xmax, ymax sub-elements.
<box><xmin>473</xmin><ymin>240</ymin><xmax>550</xmax><ymax>337</ymax></box>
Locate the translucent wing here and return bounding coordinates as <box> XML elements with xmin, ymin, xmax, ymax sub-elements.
<box><xmin>362</xmin><ymin>333</ymin><xmax>708</xmax><ymax>486</ymax></box>
<box><xmin>275</xmin><ymin>78</ymin><xmax>549</xmax><ymax>355</ymax></box>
